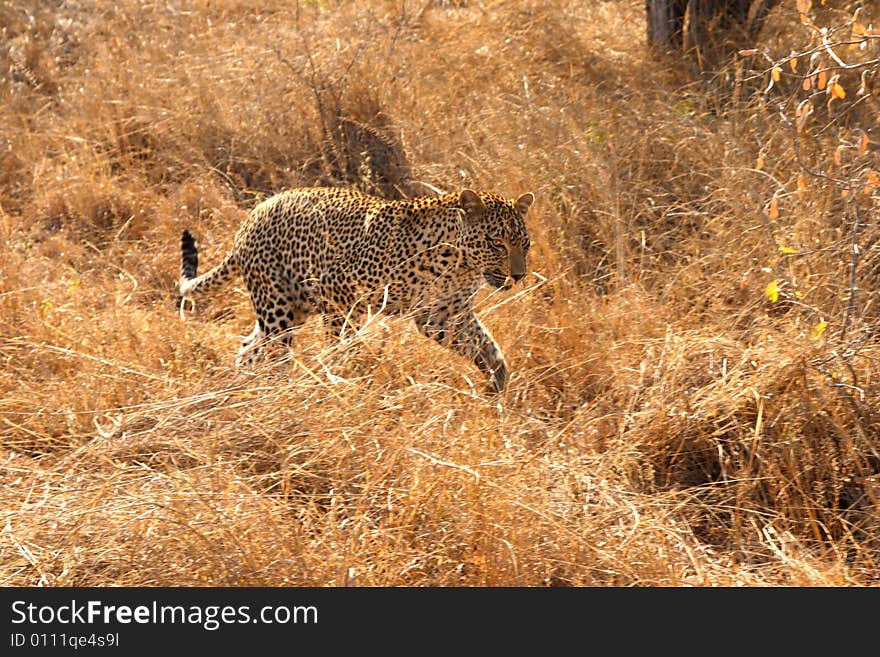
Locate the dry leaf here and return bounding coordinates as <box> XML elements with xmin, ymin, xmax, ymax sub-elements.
<box><xmin>795</xmin><ymin>99</ymin><xmax>813</xmax><ymax>132</ymax></box>
<box><xmin>864</xmin><ymin>169</ymin><xmax>880</xmax><ymax>194</ymax></box>
<box><xmin>768</xmin><ymin>195</ymin><xmax>780</xmax><ymax>220</ymax></box>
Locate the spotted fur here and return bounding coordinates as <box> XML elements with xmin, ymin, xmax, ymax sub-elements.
<box><xmin>179</xmin><ymin>186</ymin><xmax>534</xmax><ymax>392</ymax></box>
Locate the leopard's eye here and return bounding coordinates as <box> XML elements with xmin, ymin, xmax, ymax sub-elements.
<box><xmin>489</xmin><ymin>237</ymin><xmax>506</xmax><ymax>251</ymax></box>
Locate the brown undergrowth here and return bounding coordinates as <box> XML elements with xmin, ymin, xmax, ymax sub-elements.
<box><xmin>1</xmin><ymin>0</ymin><xmax>878</xmax><ymax>586</ymax></box>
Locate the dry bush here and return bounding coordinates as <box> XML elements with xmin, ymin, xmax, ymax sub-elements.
<box><xmin>1</xmin><ymin>0</ymin><xmax>878</xmax><ymax>587</ymax></box>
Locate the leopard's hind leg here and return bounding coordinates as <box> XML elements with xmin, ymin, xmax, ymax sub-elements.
<box><xmin>236</xmin><ymin>270</ymin><xmax>310</xmax><ymax>367</ymax></box>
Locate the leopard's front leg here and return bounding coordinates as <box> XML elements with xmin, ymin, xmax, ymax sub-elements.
<box><xmin>318</xmin><ymin>266</ymin><xmax>361</xmax><ymax>339</ymax></box>
<box><xmin>416</xmin><ymin>307</ymin><xmax>509</xmax><ymax>393</ymax></box>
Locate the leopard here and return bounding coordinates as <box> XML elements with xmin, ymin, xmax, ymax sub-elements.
<box><xmin>178</xmin><ymin>186</ymin><xmax>534</xmax><ymax>393</ymax></box>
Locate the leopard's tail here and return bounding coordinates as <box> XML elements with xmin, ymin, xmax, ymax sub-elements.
<box><xmin>179</xmin><ymin>229</ymin><xmax>238</xmax><ymax>300</ymax></box>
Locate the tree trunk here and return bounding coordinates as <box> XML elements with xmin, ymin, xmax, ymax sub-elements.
<box><xmin>646</xmin><ymin>0</ymin><xmax>780</xmax><ymax>60</ymax></box>
<box><xmin>645</xmin><ymin>0</ymin><xmax>688</xmax><ymax>49</ymax></box>
<box><xmin>683</xmin><ymin>0</ymin><xmax>762</xmax><ymax>53</ymax></box>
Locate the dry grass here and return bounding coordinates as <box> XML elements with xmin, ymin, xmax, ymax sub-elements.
<box><xmin>1</xmin><ymin>0</ymin><xmax>878</xmax><ymax>586</ymax></box>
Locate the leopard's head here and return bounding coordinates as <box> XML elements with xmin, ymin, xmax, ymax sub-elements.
<box><xmin>457</xmin><ymin>189</ymin><xmax>534</xmax><ymax>290</ymax></box>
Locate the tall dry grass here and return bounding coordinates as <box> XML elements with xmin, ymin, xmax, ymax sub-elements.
<box><xmin>0</xmin><ymin>0</ymin><xmax>877</xmax><ymax>586</ymax></box>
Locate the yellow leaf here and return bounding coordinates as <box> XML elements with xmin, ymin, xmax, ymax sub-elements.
<box><xmin>859</xmin><ymin>131</ymin><xmax>870</xmax><ymax>155</ymax></box>
<box><xmin>772</xmin><ymin>67</ymin><xmax>782</xmax><ymax>82</ymax></box>
<box><xmin>831</xmin><ymin>82</ymin><xmax>846</xmax><ymax>99</ymax></box>
<box><xmin>779</xmin><ymin>246</ymin><xmax>798</xmax><ymax>254</ymax></box>
<box><xmin>797</xmin><ymin>174</ymin><xmax>808</xmax><ymax>192</ymax></box>
<box><xmin>853</xmin><ymin>21</ymin><xmax>866</xmax><ymax>37</ymax></box>
<box><xmin>803</xmin><ymin>76</ymin><xmax>813</xmax><ymax>91</ymax></box>
<box><xmin>811</xmin><ymin>320</ymin><xmax>827</xmax><ymax>339</ymax></box>
<box><xmin>765</xmin><ymin>280</ymin><xmax>780</xmax><ymax>303</ymax></box>
<box><xmin>789</xmin><ymin>57</ymin><xmax>798</xmax><ymax>73</ymax></box>
<box><xmin>818</xmin><ymin>70</ymin><xmax>828</xmax><ymax>90</ymax></box>
<box><xmin>796</xmin><ymin>0</ymin><xmax>812</xmax><ymax>13</ymax></box>
<box><xmin>756</xmin><ymin>152</ymin><xmax>765</xmax><ymax>170</ymax></box>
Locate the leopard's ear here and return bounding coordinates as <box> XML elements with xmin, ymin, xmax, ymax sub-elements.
<box><xmin>459</xmin><ymin>189</ymin><xmax>486</xmax><ymax>221</ymax></box>
<box><xmin>515</xmin><ymin>192</ymin><xmax>534</xmax><ymax>215</ymax></box>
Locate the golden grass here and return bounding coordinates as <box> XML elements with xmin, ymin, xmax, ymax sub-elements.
<box><xmin>1</xmin><ymin>0</ymin><xmax>878</xmax><ymax>586</ymax></box>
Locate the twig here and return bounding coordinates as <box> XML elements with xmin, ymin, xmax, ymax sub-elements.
<box><xmin>840</xmin><ymin>200</ymin><xmax>862</xmax><ymax>341</ymax></box>
<box><xmin>406</xmin><ymin>447</ymin><xmax>481</xmax><ymax>483</ymax></box>
<box><xmin>788</xmin><ymin>118</ymin><xmax>850</xmax><ymax>187</ymax></box>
